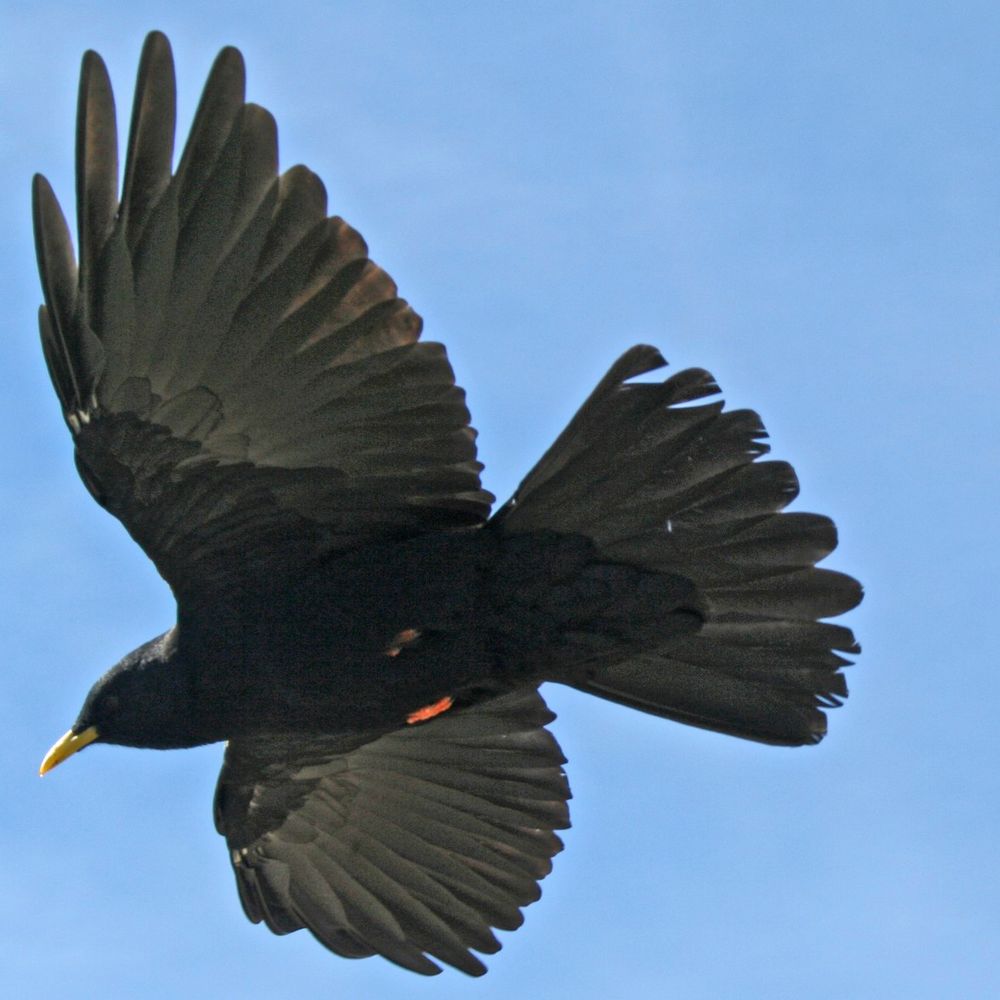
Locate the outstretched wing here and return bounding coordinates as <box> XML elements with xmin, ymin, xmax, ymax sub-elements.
<box><xmin>33</xmin><ymin>32</ymin><xmax>492</xmax><ymax>606</ymax></box>
<box><xmin>213</xmin><ymin>688</ymin><xmax>570</xmax><ymax>977</ymax></box>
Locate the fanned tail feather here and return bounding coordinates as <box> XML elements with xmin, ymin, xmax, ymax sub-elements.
<box><xmin>494</xmin><ymin>346</ymin><xmax>861</xmax><ymax>745</ymax></box>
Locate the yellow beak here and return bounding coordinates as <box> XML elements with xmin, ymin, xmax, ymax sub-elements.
<box><xmin>39</xmin><ymin>726</ymin><xmax>99</xmax><ymax>776</ymax></box>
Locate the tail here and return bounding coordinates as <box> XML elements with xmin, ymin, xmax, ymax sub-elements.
<box><xmin>491</xmin><ymin>346</ymin><xmax>861</xmax><ymax>746</ymax></box>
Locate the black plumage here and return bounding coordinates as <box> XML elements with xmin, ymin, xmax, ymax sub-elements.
<box><xmin>34</xmin><ymin>32</ymin><xmax>862</xmax><ymax>977</ymax></box>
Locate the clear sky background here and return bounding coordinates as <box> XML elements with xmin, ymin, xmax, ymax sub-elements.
<box><xmin>2</xmin><ymin>3</ymin><xmax>997</xmax><ymax>998</ymax></box>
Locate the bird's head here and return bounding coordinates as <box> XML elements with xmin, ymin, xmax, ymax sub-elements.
<box><xmin>39</xmin><ymin>628</ymin><xmax>203</xmax><ymax>774</ymax></box>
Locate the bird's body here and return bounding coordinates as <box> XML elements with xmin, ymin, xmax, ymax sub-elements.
<box><xmin>149</xmin><ymin>531</ymin><xmax>509</xmax><ymax>746</ymax></box>
<box><xmin>34</xmin><ymin>32</ymin><xmax>861</xmax><ymax>977</ymax></box>
<box><xmin>76</xmin><ymin>521</ymin><xmax>702</xmax><ymax>747</ymax></box>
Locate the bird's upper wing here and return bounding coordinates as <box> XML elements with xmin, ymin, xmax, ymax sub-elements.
<box><xmin>213</xmin><ymin>688</ymin><xmax>570</xmax><ymax>977</ymax></box>
<box><xmin>33</xmin><ymin>32</ymin><xmax>492</xmax><ymax>606</ymax></box>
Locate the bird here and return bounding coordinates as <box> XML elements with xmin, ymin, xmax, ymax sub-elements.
<box><xmin>33</xmin><ymin>31</ymin><xmax>862</xmax><ymax>978</ymax></box>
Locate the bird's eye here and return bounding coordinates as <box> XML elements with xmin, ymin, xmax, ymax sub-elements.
<box><xmin>102</xmin><ymin>694</ymin><xmax>121</xmax><ymax>716</ymax></box>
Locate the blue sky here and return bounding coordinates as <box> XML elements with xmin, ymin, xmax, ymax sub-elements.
<box><xmin>2</xmin><ymin>2</ymin><xmax>997</xmax><ymax>997</ymax></box>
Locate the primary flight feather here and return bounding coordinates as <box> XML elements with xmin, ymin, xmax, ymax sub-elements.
<box><xmin>34</xmin><ymin>31</ymin><xmax>861</xmax><ymax>977</ymax></box>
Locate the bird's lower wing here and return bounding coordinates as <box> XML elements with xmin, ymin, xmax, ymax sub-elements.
<box><xmin>213</xmin><ymin>688</ymin><xmax>570</xmax><ymax>976</ymax></box>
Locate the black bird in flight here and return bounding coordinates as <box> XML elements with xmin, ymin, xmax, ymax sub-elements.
<box><xmin>34</xmin><ymin>31</ymin><xmax>862</xmax><ymax>977</ymax></box>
